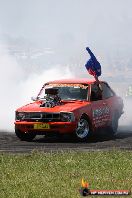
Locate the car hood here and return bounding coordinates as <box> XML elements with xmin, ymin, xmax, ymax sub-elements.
<box><xmin>16</xmin><ymin>100</ymin><xmax>90</xmax><ymax>113</ymax></box>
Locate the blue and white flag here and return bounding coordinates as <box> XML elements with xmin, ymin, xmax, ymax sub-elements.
<box><xmin>85</xmin><ymin>47</ymin><xmax>101</xmax><ymax>77</ymax></box>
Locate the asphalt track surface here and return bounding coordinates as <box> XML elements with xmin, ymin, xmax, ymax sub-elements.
<box><xmin>0</xmin><ymin>126</ymin><xmax>132</xmax><ymax>154</ymax></box>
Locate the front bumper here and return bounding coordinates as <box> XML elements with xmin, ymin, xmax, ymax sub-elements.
<box><xmin>15</xmin><ymin>121</ymin><xmax>77</xmax><ymax>134</ymax></box>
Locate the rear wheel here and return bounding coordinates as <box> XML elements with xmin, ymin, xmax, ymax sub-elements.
<box><xmin>109</xmin><ymin>112</ymin><xmax>119</xmax><ymax>135</ymax></box>
<box><xmin>75</xmin><ymin>118</ymin><xmax>91</xmax><ymax>141</ymax></box>
<box><xmin>15</xmin><ymin>129</ymin><xmax>36</xmax><ymax>141</ymax></box>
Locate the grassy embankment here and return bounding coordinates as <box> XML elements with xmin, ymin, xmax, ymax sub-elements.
<box><xmin>0</xmin><ymin>151</ymin><xmax>132</xmax><ymax>198</ymax></box>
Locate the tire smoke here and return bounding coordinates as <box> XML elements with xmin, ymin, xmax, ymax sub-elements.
<box><xmin>119</xmin><ymin>98</ymin><xmax>132</xmax><ymax>132</ymax></box>
<box><xmin>0</xmin><ymin>42</ymin><xmax>74</xmax><ymax>132</ymax></box>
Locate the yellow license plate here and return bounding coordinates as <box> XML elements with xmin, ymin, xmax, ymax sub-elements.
<box><xmin>34</xmin><ymin>123</ymin><xmax>50</xmax><ymax>130</ymax></box>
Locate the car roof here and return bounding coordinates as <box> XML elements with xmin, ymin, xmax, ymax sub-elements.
<box><xmin>45</xmin><ymin>78</ymin><xmax>105</xmax><ymax>85</ymax></box>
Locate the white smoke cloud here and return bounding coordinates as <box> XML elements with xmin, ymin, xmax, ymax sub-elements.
<box><xmin>0</xmin><ymin>41</ymin><xmax>22</xmax><ymax>131</ymax></box>
<box><xmin>118</xmin><ymin>98</ymin><xmax>132</xmax><ymax>132</ymax></box>
<box><xmin>0</xmin><ymin>41</ymin><xmax>74</xmax><ymax>132</ymax></box>
<box><xmin>20</xmin><ymin>65</ymin><xmax>74</xmax><ymax>103</ymax></box>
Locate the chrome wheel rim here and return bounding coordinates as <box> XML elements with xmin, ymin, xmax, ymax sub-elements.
<box><xmin>76</xmin><ymin>119</ymin><xmax>89</xmax><ymax>139</ymax></box>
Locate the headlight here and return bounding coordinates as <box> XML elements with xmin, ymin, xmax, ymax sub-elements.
<box><xmin>60</xmin><ymin>112</ymin><xmax>75</xmax><ymax>122</ymax></box>
<box><xmin>15</xmin><ymin>112</ymin><xmax>26</xmax><ymax>120</ymax></box>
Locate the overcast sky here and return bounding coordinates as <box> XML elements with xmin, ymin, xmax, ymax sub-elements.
<box><xmin>0</xmin><ymin>0</ymin><xmax>132</xmax><ymax>51</ymax></box>
<box><xmin>0</xmin><ymin>0</ymin><xmax>132</xmax><ymax>77</ymax></box>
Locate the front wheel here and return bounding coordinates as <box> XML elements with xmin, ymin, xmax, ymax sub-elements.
<box><xmin>15</xmin><ymin>129</ymin><xmax>36</xmax><ymax>141</ymax></box>
<box><xmin>75</xmin><ymin>118</ymin><xmax>91</xmax><ymax>141</ymax></box>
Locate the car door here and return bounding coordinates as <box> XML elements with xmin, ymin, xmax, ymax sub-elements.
<box><xmin>90</xmin><ymin>83</ymin><xmax>109</xmax><ymax>129</ymax></box>
<box><xmin>101</xmin><ymin>82</ymin><xmax>116</xmax><ymax>126</ymax></box>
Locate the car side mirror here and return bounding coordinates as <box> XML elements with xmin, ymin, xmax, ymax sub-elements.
<box><xmin>31</xmin><ymin>96</ymin><xmax>38</xmax><ymax>101</ymax></box>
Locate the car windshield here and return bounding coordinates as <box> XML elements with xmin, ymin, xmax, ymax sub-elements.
<box><xmin>39</xmin><ymin>84</ymin><xmax>88</xmax><ymax>101</ymax></box>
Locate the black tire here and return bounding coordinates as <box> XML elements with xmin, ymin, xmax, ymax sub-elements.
<box><xmin>74</xmin><ymin>118</ymin><xmax>91</xmax><ymax>142</ymax></box>
<box><xmin>15</xmin><ymin>129</ymin><xmax>36</xmax><ymax>141</ymax></box>
<box><xmin>109</xmin><ymin>112</ymin><xmax>119</xmax><ymax>135</ymax></box>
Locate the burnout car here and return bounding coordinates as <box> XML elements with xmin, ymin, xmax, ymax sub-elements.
<box><xmin>15</xmin><ymin>78</ymin><xmax>124</xmax><ymax>141</ymax></box>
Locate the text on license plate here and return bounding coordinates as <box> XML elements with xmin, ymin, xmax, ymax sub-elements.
<box><xmin>34</xmin><ymin>123</ymin><xmax>50</xmax><ymax>129</ymax></box>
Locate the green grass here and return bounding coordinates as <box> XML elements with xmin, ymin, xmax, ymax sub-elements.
<box><xmin>0</xmin><ymin>150</ymin><xmax>132</xmax><ymax>198</ymax></box>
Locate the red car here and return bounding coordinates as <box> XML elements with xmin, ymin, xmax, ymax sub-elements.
<box><xmin>15</xmin><ymin>78</ymin><xmax>124</xmax><ymax>141</ymax></box>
